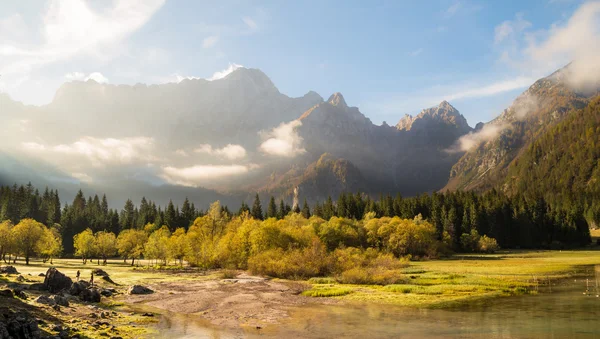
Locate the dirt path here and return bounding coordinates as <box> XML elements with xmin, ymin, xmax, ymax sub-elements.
<box><xmin>124</xmin><ymin>273</ymin><xmax>336</xmax><ymax>328</ymax></box>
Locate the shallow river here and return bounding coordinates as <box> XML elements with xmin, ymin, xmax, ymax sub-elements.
<box><xmin>148</xmin><ymin>268</ymin><xmax>600</xmax><ymax>339</ymax></box>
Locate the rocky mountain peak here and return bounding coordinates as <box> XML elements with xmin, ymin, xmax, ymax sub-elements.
<box><xmin>396</xmin><ymin>100</ymin><xmax>470</xmax><ymax>133</ymax></box>
<box><xmin>327</xmin><ymin>92</ymin><xmax>348</xmax><ymax>108</ymax></box>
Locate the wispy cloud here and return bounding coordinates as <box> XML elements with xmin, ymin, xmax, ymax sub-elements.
<box><xmin>443</xmin><ymin>76</ymin><xmax>535</xmax><ymax>101</ymax></box>
<box><xmin>202</xmin><ymin>35</ymin><xmax>219</xmax><ymax>48</ymax></box>
<box><xmin>445</xmin><ymin>2</ymin><xmax>462</xmax><ymax>18</ymax></box>
<box><xmin>242</xmin><ymin>17</ymin><xmax>258</xmax><ymax>30</ymax></box>
<box><xmin>494</xmin><ymin>12</ymin><xmax>532</xmax><ymax>45</ymax></box>
<box><xmin>409</xmin><ymin>48</ymin><xmax>424</xmax><ymax>57</ymax></box>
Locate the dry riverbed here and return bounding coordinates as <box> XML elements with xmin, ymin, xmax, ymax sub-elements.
<box><xmin>124</xmin><ymin>272</ymin><xmax>337</xmax><ymax>329</ymax></box>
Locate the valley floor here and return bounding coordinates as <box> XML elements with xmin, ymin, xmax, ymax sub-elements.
<box><xmin>2</xmin><ymin>248</ymin><xmax>600</xmax><ymax>338</ymax></box>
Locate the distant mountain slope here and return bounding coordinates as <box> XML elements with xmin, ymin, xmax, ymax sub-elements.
<box><xmin>445</xmin><ymin>66</ymin><xmax>595</xmax><ymax>192</ymax></box>
<box><xmin>501</xmin><ymin>95</ymin><xmax>600</xmax><ymax>205</ymax></box>
<box><xmin>260</xmin><ymin>153</ymin><xmax>368</xmax><ymax>203</ymax></box>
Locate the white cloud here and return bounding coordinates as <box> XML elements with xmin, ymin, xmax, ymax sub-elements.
<box><xmin>160</xmin><ymin>164</ymin><xmax>252</xmax><ymax>187</ymax></box>
<box><xmin>409</xmin><ymin>48</ymin><xmax>423</xmax><ymax>57</ymax></box>
<box><xmin>449</xmin><ymin>123</ymin><xmax>507</xmax><ymax>152</ymax></box>
<box><xmin>22</xmin><ymin>136</ymin><xmax>155</xmax><ymax>167</ymax></box>
<box><xmin>202</xmin><ymin>35</ymin><xmax>219</xmax><ymax>48</ymax></box>
<box><xmin>494</xmin><ymin>2</ymin><xmax>600</xmax><ymax>92</ymax></box>
<box><xmin>524</xmin><ymin>1</ymin><xmax>600</xmax><ymax>92</ymax></box>
<box><xmin>242</xmin><ymin>17</ymin><xmax>258</xmax><ymax>30</ymax></box>
<box><xmin>65</xmin><ymin>71</ymin><xmax>109</xmax><ymax>83</ymax></box>
<box><xmin>207</xmin><ymin>63</ymin><xmax>244</xmax><ymax>81</ymax></box>
<box><xmin>0</xmin><ymin>0</ymin><xmax>165</xmax><ymax>75</ymax></box>
<box><xmin>194</xmin><ymin>144</ymin><xmax>247</xmax><ymax>160</ymax></box>
<box><xmin>259</xmin><ymin>120</ymin><xmax>306</xmax><ymax>157</ymax></box>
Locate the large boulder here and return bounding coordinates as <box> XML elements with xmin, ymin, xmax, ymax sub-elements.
<box><xmin>43</xmin><ymin>268</ymin><xmax>72</xmax><ymax>293</ymax></box>
<box><xmin>0</xmin><ymin>266</ymin><xmax>19</xmax><ymax>275</ymax></box>
<box><xmin>79</xmin><ymin>288</ymin><xmax>101</xmax><ymax>303</ymax></box>
<box><xmin>128</xmin><ymin>285</ymin><xmax>153</xmax><ymax>295</ymax></box>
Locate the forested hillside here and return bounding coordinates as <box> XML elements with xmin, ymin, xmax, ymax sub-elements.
<box><xmin>502</xmin><ymin>96</ymin><xmax>600</xmax><ymax>225</ymax></box>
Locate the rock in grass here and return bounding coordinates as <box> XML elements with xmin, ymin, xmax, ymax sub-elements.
<box><xmin>128</xmin><ymin>285</ymin><xmax>153</xmax><ymax>295</ymax></box>
<box><xmin>16</xmin><ymin>275</ymin><xmax>25</xmax><ymax>282</ymax></box>
<box><xmin>79</xmin><ymin>288</ymin><xmax>101</xmax><ymax>303</ymax></box>
<box><xmin>52</xmin><ymin>295</ymin><xmax>69</xmax><ymax>307</ymax></box>
<box><xmin>0</xmin><ymin>266</ymin><xmax>19</xmax><ymax>275</ymax></box>
<box><xmin>43</xmin><ymin>268</ymin><xmax>73</xmax><ymax>293</ymax></box>
<box><xmin>35</xmin><ymin>295</ymin><xmax>56</xmax><ymax>306</ymax></box>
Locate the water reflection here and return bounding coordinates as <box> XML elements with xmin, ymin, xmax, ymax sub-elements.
<box><xmin>150</xmin><ymin>267</ymin><xmax>600</xmax><ymax>339</ymax></box>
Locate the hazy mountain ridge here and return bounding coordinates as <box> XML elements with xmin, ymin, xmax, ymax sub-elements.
<box><xmin>1</xmin><ymin>67</ymin><xmax>475</xmax><ymax>207</ymax></box>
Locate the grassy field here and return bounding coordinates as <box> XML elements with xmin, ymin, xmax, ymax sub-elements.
<box><xmin>302</xmin><ymin>249</ymin><xmax>600</xmax><ymax>308</ymax></box>
<box><xmin>3</xmin><ymin>248</ymin><xmax>600</xmax><ymax>336</ymax></box>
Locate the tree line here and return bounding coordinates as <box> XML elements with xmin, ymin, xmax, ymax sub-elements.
<box><xmin>0</xmin><ymin>182</ymin><xmax>591</xmax><ymax>263</ymax></box>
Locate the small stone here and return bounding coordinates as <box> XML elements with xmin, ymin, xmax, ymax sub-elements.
<box><xmin>89</xmin><ymin>313</ymin><xmax>98</xmax><ymax>319</ymax></box>
<box><xmin>16</xmin><ymin>275</ymin><xmax>25</xmax><ymax>282</ymax></box>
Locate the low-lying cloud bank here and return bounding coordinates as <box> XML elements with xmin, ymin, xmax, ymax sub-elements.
<box><xmin>160</xmin><ymin>164</ymin><xmax>258</xmax><ymax>187</ymax></box>
<box><xmin>259</xmin><ymin>120</ymin><xmax>306</xmax><ymax>157</ymax></box>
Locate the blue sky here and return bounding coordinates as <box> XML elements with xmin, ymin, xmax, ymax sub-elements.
<box><xmin>0</xmin><ymin>0</ymin><xmax>592</xmax><ymax>126</ymax></box>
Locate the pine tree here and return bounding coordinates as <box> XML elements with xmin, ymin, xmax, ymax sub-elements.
<box><xmin>301</xmin><ymin>198</ymin><xmax>311</xmax><ymax>218</ymax></box>
<box><xmin>251</xmin><ymin>194</ymin><xmax>263</xmax><ymax>220</ymax></box>
<box><xmin>267</xmin><ymin>196</ymin><xmax>278</xmax><ymax>219</ymax></box>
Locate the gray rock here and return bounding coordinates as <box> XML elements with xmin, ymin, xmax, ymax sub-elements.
<box><xmin>127</xmin><ymin>285</ymin><xmax>153</xmax><ymax>295</ymax></box>
<box><xmin>16</xmin><ymin>275</ymin><xmax>25</xmax><ymax>282</ymax></box>
<box><xmin>79</xmin><ymin>288</ymin><xmax>101</xmax><ymax>303</ymax></box>
<box><xmin>0</xmin><ymin>265</ymin><xmax>18</xmax><ymax>274</ymax></box>
<box><xmin>44</xmin><ymin>268</ymin><xmax>73</xmax><ymax>293</ymax></box>
<box><xmin>69</xmin><ymin>281</ymin><xmax>89</xmax><ymax>296</ymax></box>
<box><xmin>35</xmin><ymin>295</ymin><xmax>56</xmax><ymax>306</ymax></box>
<box><xmin>52</xmin><ymin>295</ymin><xmax>69</xmax><ymax>307</ymax></box>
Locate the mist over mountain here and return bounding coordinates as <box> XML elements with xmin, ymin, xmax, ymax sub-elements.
<box><xmin>0</xmin><ymin>67</ymin><xmax>474</xmax><ymax>208</ymax></box>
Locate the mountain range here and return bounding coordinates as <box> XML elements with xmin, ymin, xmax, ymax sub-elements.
<box><xmin>1</xmin><ymin>64</ymin><xmax>597</xmax><ymax>210</ymax></box>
